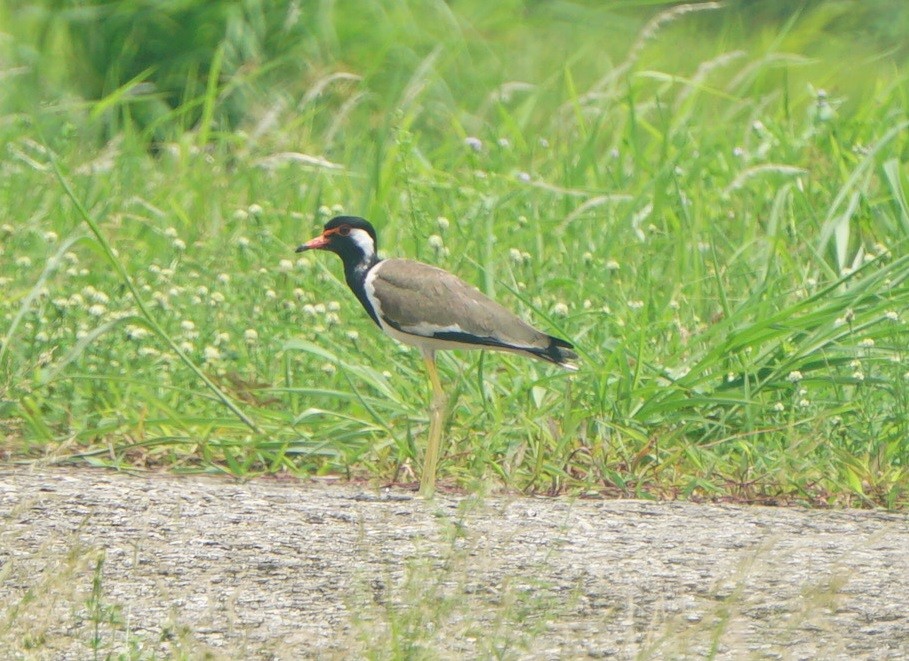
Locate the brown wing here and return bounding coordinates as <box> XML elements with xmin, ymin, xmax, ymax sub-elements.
<box><xmin>371</xmin><ymin>259</ymin><xmax>552</xmax><ymax>350</ymax></box>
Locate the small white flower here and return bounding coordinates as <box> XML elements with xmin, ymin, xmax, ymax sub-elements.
<box><xmin>436</xmin><ymin>216</ymin><xmax>450</xmax><ymax>232</ymax></box>
<box><xmin>217</xmin><ymin>273</ymin><xmax>230</xmax><ymax>285</ymax></box>
<box><xmin>885</xmin><ymin>310</ymin><xmax>899</xmax><ymax>322</ymax></box>
<box><xmin>88</xmin><ymin>304</ymin><xmax>106</xmax><ymax>317</ymax></box>
<box><xmin>244</xmin><ymin>328</ymin><xmax>258</xmax><ymax>344</ymax></box>
<box><xmin>516</xmin><ymin>171</ymin><xmax>531</xmax><ymax>183</ymax></box>
<box><xmin>628</xmin><ymin>300</ymin><xmax>644</xmax><ymax>310</ymax></box>
<box><xmin>538</xmin><ymin>138</ymin><xmax>550</xmax><ymax>148</ymax></box>
<box><xmin>325</xmin><ymin>312</ymin><xmax>340</xmax><ymax>327</ymax></box>
<box><xmin>858</xmin><ymin>338</ymin><xmax>875</xmax><ymax>348</ymax></box>
<box><xmin>497</xmin><ymin>137</ymin><xmax>510</xmax><ymax>148</ymax></box>
<box><xmin>172</xmin><ymin>238</ymin><xmax>186</xmax><ymax>251</ymax></box>
<box><xmin>606</xmin><ymin>259</ymin><xmax>620</xmax><ymax>271</ymax></box>
<box><xmin>798</xmin><ymin>398</ymin><xmax>811</xmax><ymax>408</ymax></box>
<box><xmin>327</xmin><ymin>301</ymin><xmax>341</xmax><ymax>312</ymax></box>
<box><xmin>278</xmin><ymin>259</ymin><xmax>294</xmax><ymax>273</ymax></box>
<box><xmin>318</xmin><ymin>205</ymin><xmax>331</xmax><ymax>217</ymax></box>
<box><xmin>180</xmin><ymin>320</ymin><xmax>195</xmax><ymax>332</ymax></box>
<box><xmin>509</xmin><ymin>248</ymin><xmax>524</xmax><ymax>265</ymax></box>
<box><xmin>126</xmin><ymin>325</ymin><xmax>150</xmax><ymax>341</ymax></box>
<box><xmin>15</xmin><ymin>256</ymin><xmax>31</xmax><ymax>268</ymax></box>
<box><xmin>345</xmin><ymin>330</ymin><xmax>359</xmax><ymax>342</ymax></box>
<box><xmin>233</xmin><ymin>209</ymin><xmax>249</xmax><ymax>221</ymax></box>
<box><xmin>179</xmin><ymin>340</ymin><xmax>194</xmax><ymax>353</ymax></box>
<box><xmin>465</xmin><ymin>136</ymin><xmax>482</xmax><ymax>152</ymax></box>
<box><xmin>302</xmin><ymin>304</ymin><xmax>316</xmax><ymax>316</ymax></box>
<box><xmin>236</xmin><ymin>236</ymin><xmax>251</xmax><ymax>249</ymax></box>
<box><xmin>138</xmin><ymin>346</ymin><xmax>159</xmax><ymax>358</ymax></box>
<box><xmin>321</xmin><ymin>362</ymin><xmax>337</xmax><ymax>375</ymax></box>
<box><xmin>428</xmin><ymin>234</ymin><xmax>444</xmax><ymax>251</ymax></box>
<box><xmin>203</xmin><ymin>345</ymin><xmax>220</xmax><ymax>362</ymax></box>
<box><xmin>552</xmin><ymin>302</ymin><xmax>569</xmax><ymax>317</ymax></box>
<box><xmin>164</xmin><ymin>227</ymin><xmax>179</xmax><ymax>238</ymax></box>
<box><xmin>852</xmin><ymin>370</ymin><xmax>865</xmax><ymax>382</ymax></box>
<box><xmin>210</xmin><ymin>292</ymin><xmax>225</xmax><ymax>305</ymax></box>
<box><xmin>43</xmin><ymin>231</ymin><xmax>58</xmax><ymax>243</ymax></box>
<box><xmin>787</xmin><ymin>371</ymin><xmax>803</xmax><ymax>383</ymax></box>
<box><xmin>248</xmin><ymin>203</ymin><xmax>263</xmax><ymax>216</ymax></box>
<box><xmin>35</xmin><ymin>331</ymin><xmax>49</xmax><ymax>342</ymax></box>
<box><xmin>772</xmin><ymin>402</ymin><xmax>785</xmax><ymax>412</ymax></box>
<box><xmin>265</xmin><ymin>289</ymin><xmax>277</xmax><ymax>300</ymax></box>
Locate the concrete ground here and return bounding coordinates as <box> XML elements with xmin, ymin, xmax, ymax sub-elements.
<box><xmin>1</xmin><ymin>467</ymin><xmax>907</xmax><ymax>659</ymax></box>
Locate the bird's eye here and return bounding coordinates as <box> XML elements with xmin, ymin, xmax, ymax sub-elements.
<box><xmin>338</xmin><ymin>225</ymin><xmax>351</xmax><ymax>237</ymax></box>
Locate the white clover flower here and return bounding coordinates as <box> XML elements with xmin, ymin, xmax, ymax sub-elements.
<box><xmin>318</xmin><ymin>205</ymin><xmax>331</xmax><ymax>217</ymax></box>
<box><xmin>858</xmin><ymin>338</ymin><xmax>875</xmax><ymax>348</ymax></box>
<box><xmin>606</xmin><ymin>259</ymin><xmax>620</xmax><ymax>271</ymax></box>
<box><xmin>552</xmin><ymin>302</ymin><xmax>569</xmax><ymax>317</ymax></box>
<box><xmin>538</xmin><ymin>137</ymin><xmax>550</xmax><ymax>148</ymax></box>
<box><xmin>325</xmin><ymin>312</ymin><xmax>340</xmax><ymax>327</ymax></box>
<box><xmin>210</xmin><ymin>292</ymin><xmax>225</xmax><ymax>305</ymax></box>
<box><xmin>233</xmin><ymin>209</ymin><xmax>249</xmax><ymax>221</ymax></box>
<box><xmin>313</xmin><ymin>303</ymin><xmax>326</xmax><ymax>314</ymax></box>
<box><xmin>278</xmin><ymin>259</ymin><xmax>294</xmax><ymax>273</ymax></box>
<box><xmin>345</xmin><ymin>330</ymin><xmax>359</xmax><ymax>342</ymax></box>
<box><xmin>772</xmin><ymin>402</ymin><xmax>785</xmax><ymax>412</ymax></box>
<box><xmin>88</xmin><ymin>304</ymin><xmax>106</xmax><ymax>317</ymax></box>
<box><xmin>15</xmin><ymin>256</ymin><xmax>31</xmax><ymax>268</ymax></box>
<box><xmin>628</xmin><ymin>300</ymin><xmax>644</xmax><ymax>310</ymax></box>
<box><xmin>35</xmin><ymin>331</ymin><xmax>49</xmax><ymax>343</ymax></box>
<box><xmin>265</xmin><ymin>289</ymin><xmax>277</xmax><ymax>300</ymax></box>
<box><xmin>179</xmin><ymin>340</ymin><xmax>194</xmax><ymax>353</ymax></box>
<box><xmin>321</xmin><ymin>362</ymin><xmax>337</xmax><ymax>375</ymax></box>
<box><xmin>248</xmin><ymin>203</ymin><xmax>263</xmax><ymax>216</ymax></box>
<box><xmin>327</xmin><ymin>301</ymin><xmax>341</xmax><ymax>312</ymax></box>
<box><xmin>497</xmin><ymin>137</ymin><xmax>510</xmax><ymax>148</ymax></box>
<box><xmin>236</xmin><ymin>236</ymin><xmax>251</xmax><ymax>248</ymax></box>
<box><xmin>217</xmin><ymin>273</ymin><xmax>230</xmax><ymax>285</ymax></box>
<box><xmin>126</xmin><ymin>325</ymin><xmax>150</xmax><ymax>341</ymax></box>
<box><xmin>293</xmin><ymin>288</ymin><xmax>306</xmax><ymax>300</ymax></box>
<box><xmin>852</xmin><ymin>370</ymin><xmax>865</xmax><ymax>382</ymax></box>
<box><xmin>138</xmin><ymin>346</ymin><xmax>159</xmax><ymax>358</ymax></box>
<box><xmin>787</xmin><ymin>370</ymin><xmax>803</xmax><ymax>383</ymax></box>
<box><xmin>215</xmin><ymin>331</ymin><xmax>230</xmax><ymax>345</ymax></box>
<box><xmin>164</xmin><ymin>227</ymin><xmax>179</xmax><ymax>238</ymax></box>
<box><xmin>436</xmin><ymin>216</ymin><xmax>450</xmax><ymax>232</ymax></box>
<box><xmin>331</xmin><ymin>204</ymin><xmax>344</xmax><ymax>214</ymax></box>
<box><xmin>885</xmin><ymin>310</ymin><xmax>899</xmax><ymax>322</ymax></box>
<box><xmin>172</xmin><ymin>238</ymin><xmax>186</xmax><ymax>251</ymax></box>
<box><xmin>203</xmin><ymin>345</ymin><xmax>220</xmax><ymax>362</ymax></box>
<box><xmin>43</xmin><ymin>231</ymin><xmax>58</xmax><ymax>243</ymax></box>
<box><xmin>428</xmin><ymin>234</ymin><xmax>444</xmax><ymax>251</ymax></box>
<box><xmin>509</xmin><ymin>248</ymin><xmax>524</xmax><ymax>265</ymax></box>
<box><xmin>243</xmin><ymin>328</ymin><xmax>258</xmax><ymax>344</ymax></box>
<box><xmin>465</xmin><ymin>136</ymin><xmax>482</xmax><ymax>152</ymax></box>
<box><xmin>798</xmin><ymin>398</ymin><xmax>811</xmax><ymax>408</ymax></box>
<box><xmin>302</xmin><ymin>304</ymin><xmax>316</xmax><ymax>316</ymax></box>
<box><xmin>180</xmin><ymin>320</ymin><xmax>195</xmax><ymax>332</ymax></box>
<box><xmin>515</xmin><ymin>171</ymin><xmax>531</xmax><ymax>182</ymax></box>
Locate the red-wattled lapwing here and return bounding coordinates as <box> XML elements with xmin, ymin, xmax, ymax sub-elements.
<box><xmin>297</xmin><ymin>216</ymin><xmax>577</xmax><ymax>496</ymax></box>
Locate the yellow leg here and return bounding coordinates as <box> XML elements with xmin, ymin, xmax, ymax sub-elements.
<box><xmin>419</xmin><ymin>349</ymin><xmax>446</xmax><ymax>498</ymax></box>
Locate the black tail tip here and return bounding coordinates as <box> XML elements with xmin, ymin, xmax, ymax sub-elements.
<box><xmin>544</xmin><ymin>336</ymin><xmax>579</xmax><ymax>371</ymax></box>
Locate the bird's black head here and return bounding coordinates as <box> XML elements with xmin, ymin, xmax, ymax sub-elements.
<box><xmin>296</xmin><ymin>215</ymin><xmax>379</xmax><ymax>272</ymax></box>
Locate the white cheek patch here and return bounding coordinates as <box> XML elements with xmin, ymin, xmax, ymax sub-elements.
<box><xmin>349</xmin><ymin>228</ymin><xmax>376</xmax><ymax>261</ymax></box>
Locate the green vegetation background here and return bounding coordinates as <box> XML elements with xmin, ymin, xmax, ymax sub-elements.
<box><xmin>2</xmin><ymin>0</ymin><xmax>909</xmax><ymax>506</ymax></box>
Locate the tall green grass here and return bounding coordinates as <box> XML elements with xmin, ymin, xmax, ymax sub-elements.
<box><xmin>2</xmin><ymin>0</ymin><xmax>909</xmax><ymax>506</ymax></box>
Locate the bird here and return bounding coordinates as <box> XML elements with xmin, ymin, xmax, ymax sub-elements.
<box><xmin>296</xmin><ymin>216</ymin><xmax>577</xmax><ymax>496</ymax></box>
